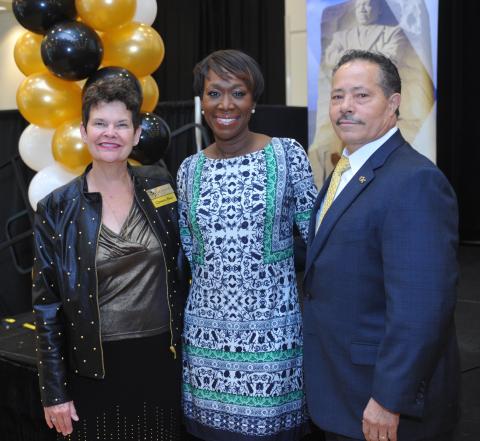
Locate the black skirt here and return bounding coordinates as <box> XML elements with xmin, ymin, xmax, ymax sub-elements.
<box><xmin>60</xmin><ymin>333</ymin><xmax>186</xmax><ymax>441</ymax></box>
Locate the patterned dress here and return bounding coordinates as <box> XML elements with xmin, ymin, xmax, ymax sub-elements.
<box><xmin>177</xmin><ymin>138</ymin><xmax>317</xmax><ymax>441</ymax></box>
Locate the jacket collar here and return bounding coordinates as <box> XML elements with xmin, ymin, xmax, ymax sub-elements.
<box><xmin>78</xmin><ymin>162</ymin><xmax>137</xmax><ymax>198</ymax></box>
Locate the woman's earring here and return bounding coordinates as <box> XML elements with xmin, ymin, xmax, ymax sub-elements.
<box><xmin>251</xmin><ymin>108</ymin><xmax>256</xmax><ymax>114</ymax></box>
<box><xmin>201</xmin><ymin>110</ymin><xmax>205</xmax><ymax>115</ymax></box>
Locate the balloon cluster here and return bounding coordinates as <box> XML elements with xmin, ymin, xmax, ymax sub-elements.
<box><xmin>13</xmin><ymin>0</ymin><xmax>171</xmax><ymax>210</ymax></box>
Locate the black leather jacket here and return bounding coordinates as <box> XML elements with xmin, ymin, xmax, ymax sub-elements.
<box><xmin>32</xmin><ymin>165</ymin><xmax>189</xmax><ymax>406</ymax></box>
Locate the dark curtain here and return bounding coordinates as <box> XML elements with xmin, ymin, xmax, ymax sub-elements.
<box><xmin>437</xmin><ymin>1</ymin><xmax>479</xmax><ymax>242</ymax></box>
<box><xmin>0</xmin><ymin>111</ymin><xmax>33</xmax><ymax>316</ymax></box>
<box><xmin>155</xmin><ymin>100</ymin><xmax>196</xmax><ymax>177</ymax></box>
<box><xmin>152</xmin><ymin>0</ymin><xmax>285</xmax><ymax>104</ymax></box>
<box><xmin>250</xmin><ymin>105</ymin><xmax>308</xmax><ymax>151</ymax></box>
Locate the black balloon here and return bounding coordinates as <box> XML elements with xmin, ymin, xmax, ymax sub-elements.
<box><xmin>13</xmin><ymin>0</ymin><xmax>76</xmax><ymax>35</ymax></box>
<box><xmin>84</xmin><ymin>67</ymin><xmax>141</xmax><ymax>97</ymax></box>
<box><xmin>41</xmin><ymin>21</ymin><xmax>103</xmax><ymax>81</ymax></box>
<box><xmin>130</xmin><ymin>113</ymin><xmax>171</xmax><ymax>165</ymax></box>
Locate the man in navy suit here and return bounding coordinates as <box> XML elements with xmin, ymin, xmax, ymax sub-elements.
<box><xmin>303</xmin><ymin>50</ymin><xmax>460</xmax><ymax>441</ymax></box>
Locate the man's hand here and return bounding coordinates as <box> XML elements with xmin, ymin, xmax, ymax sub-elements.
<box><xmin>44</xmin><ymin>401</ymin><xmax>79</xmax><ymax>436</ymax></box>
<box><xmin>362</xmin><ymin>397</ymin><xmax>399</xmax><ymax>441</ymax></box>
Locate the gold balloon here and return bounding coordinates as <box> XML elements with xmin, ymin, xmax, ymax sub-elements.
<box><xmin>102</xmin><ymin>22</ymin><xmax>165</xmax><ymax>77</ymax></box>
<box><xmin>17</xmin><ymin>73</ymin><xmax>82</xmax><ymax>128</ymax></box>
<box><xmin>75</xmin><ymin>0</ymin><xmax>135</xmax><ymax>31</ymax></box>
<box><xmin>128</xmin><ymin>158</ymin><xmax>142</xmax><ymax>167</ymax></box>
<box><xmin>52</xmin><ymin>118</ymin><xmax>92</xmax><ymax>171</ymax></box>
<box><xmin>14</xmin><ymin>32</ymin><xmax>47</xmax><ymax>76</ymax></box>
<box><xmin>140</xmin><ymin>75</ymin><xmax>159</xmax><ymax>112</ymax></box>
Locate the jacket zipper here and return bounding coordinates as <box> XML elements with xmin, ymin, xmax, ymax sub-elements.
<box><xmin>133</xmin><ymin>180</ymin><xmax>177</xmax><ymax>359</ymax></box>
<box><xmin>93</xmin><ymin>198</ymin><xmax>106</xmax><ymax>378</ymax></box>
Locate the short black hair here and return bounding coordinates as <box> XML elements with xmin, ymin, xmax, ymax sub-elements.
<box><xmin>193</xmin><ymin>49</ymin><xmax>264</xmax><ymax>102</ymax></box>
<box><xmin>333</xmin><ymin>49</ymin><xmax>401</xmax><ymax>116</ymax></box>
<box><xmin>82</xmin><ymin>75</ymin><xmax>142</xmax><ymax>129</ymax></box>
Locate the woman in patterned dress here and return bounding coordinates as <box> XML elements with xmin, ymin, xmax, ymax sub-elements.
<box><xmin>177</xmin><ymin>50</ymin><xmax>317</xmax><ymax>441</ymax></box>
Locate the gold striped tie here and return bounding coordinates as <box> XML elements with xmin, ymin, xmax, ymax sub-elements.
<box><xmin>317</xmin><ymin>155</ymin><xmax>351</xmax><ymax>226</ymax></box>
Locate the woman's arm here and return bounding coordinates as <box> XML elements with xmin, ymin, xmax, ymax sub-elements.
<box><xmin>176</xmin><ymin>158</ymin><xmax>194</xmax><ymax>264</ymax></box>
<box><xmin>287</xmin><ymin>139</ymin><xmax>318</xmax><ymax>243</ymax></box>
<box><xmin>33</xmin><ymin>198</ymin><xmax>77</xmax><ymax>434</ymax></box>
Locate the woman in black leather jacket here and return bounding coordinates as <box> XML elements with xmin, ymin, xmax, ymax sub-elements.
<box><xmin>32</xmin><ymin>74</ymin><xmax>189</xmax><ymax>440</ymax></box>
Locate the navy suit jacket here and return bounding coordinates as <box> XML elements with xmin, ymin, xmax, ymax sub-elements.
<box><xmin>303</xmin><ymin>130</ymin><xmax>460</xmax><ymax>440</ymax></box>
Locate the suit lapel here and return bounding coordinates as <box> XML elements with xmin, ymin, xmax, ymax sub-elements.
<box><xmin>304</xmin><ymin>165</ymin><xmax>375</xmax><ymax>275</ymax></box>
<box><xmin>304</xmin><ymin>130</ymin><xmax>406</xmax><ymax>277</ymax></box>
<box><xmin>365</xmin><ymin>26</ymin><xmax>383</xmax><ymax>51</ymax></box>
<box><xmin>307</xmin><ymin>176</ymin><xmax>330</xmax><ymax>246</ymax></box>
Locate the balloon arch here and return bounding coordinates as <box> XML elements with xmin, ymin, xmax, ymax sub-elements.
<box><xmin>12</xmin><ymin>0</ymin><xmax>170</xmax><ymax>210</ymax></box>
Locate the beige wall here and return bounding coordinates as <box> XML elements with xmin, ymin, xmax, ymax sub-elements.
<box><xmin>285</xmin><ymin>0</ymin><xmax>307</xmax><ymax>106</ymax></box>
<box><xmin>0</xmin><ymin>11</ymin><xmax>24</xmax><ymax>110</ymax></box>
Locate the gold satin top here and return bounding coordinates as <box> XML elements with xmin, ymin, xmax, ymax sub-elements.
<box><xmin>96</xmin><ymin>201</ymin><xmax>169</xmax><ymax>341</ymax></box>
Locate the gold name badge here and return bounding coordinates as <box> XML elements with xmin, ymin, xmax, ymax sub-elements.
<box><xmin>146</xmin><ymin>184</ymin><xmax>177</xmax><ymax>208</ymax></box>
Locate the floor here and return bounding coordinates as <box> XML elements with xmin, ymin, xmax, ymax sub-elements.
<box><xmin>454</xmin><ymin>245</ymin><xmax>480</xmax><ymax>440</ymax></box>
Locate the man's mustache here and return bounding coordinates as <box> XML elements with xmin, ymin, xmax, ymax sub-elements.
<box><xmin>336</xmin><ymin>114</ymin><xmax>365</xmax><ymax>126</ymax></box>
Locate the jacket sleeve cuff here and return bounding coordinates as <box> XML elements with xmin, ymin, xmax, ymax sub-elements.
<box><xmin>38</xmin><ymin>368</ymin><xmax>71</xmax><ymax>407</ymax></box>
<box><xmin>372</xmin><ymin>375</ymin><xmax>426</xmax><ymax>418</ymax></box>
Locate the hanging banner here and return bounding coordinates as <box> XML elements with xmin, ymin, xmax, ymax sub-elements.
<box><xmin>307</xmin><ymin>0</ymin><xmax>438</xmax><ymax>186</ymax></box>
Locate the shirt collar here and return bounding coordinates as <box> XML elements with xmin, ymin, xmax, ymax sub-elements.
<box><xmin>343</xmin><ymin>127</ymin><xmax>398</xmax><ymax>176</ymax></box>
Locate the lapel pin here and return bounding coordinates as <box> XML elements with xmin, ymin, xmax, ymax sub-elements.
<box><xmin>359</xmin><ymin>176</ymin><xmax>366</xmax><ymax>184</ymax></box>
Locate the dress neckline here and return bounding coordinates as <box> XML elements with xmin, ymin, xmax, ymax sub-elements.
<box><xmin>201</xmin><ymin>139</ymin><xmax>274</xmax><ymax>162</ymax></box>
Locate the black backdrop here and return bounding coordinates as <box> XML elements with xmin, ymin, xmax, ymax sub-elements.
<box><xmin>0</xmin><ymin>112</ymin><xmax>32</xmax><ymax>315</ymax></box>
<box><xmin>0</xmin><ymin>0</ymin><xmax>479</xmax><ymax>316</ymax></box>
<box><xmin>437</xmin><ymin>1</ymin><xmax>480</xmax><ymax>242</ymax></box>
<box><xmin>152</xmin><ymin>0</ymin><xmax>286</xmax><ymax>104</ymax></box>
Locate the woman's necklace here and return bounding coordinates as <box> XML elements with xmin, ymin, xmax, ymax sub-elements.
<box><xmin>214</xmin><ymin>139</ymin><xmax>261</xmax><ymax>159</ymax></box>
<box><xmin>89</xmin><ymin>171</ymin><xmax>134</xmax><ymax>233</ymax></box>
<box><xmin>214</xmin><ymin>144</ymin><xmax>251</xmax><ymax>159</ymax></box>
<box><xmin>103</xmin><ymin>192</ymin><xmax>133</xmax><ymax>234</ymax></box>
<box><xmin>212</xmin><ymin>133</ymin><xmax>269</xmax><ymax>159</ymax></box>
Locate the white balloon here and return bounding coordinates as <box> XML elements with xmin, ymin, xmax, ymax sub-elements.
<box><xmin>19</xmin><ymin>124</ymin><xmax>55</xmax><ymax>171</ymax></box>
<box><xmin>133</xmin><ymin>0</ymin><xmax>157</xmax><ymax>26</ymax></box>
<box><xmin>28</xmin><ymin>162</ymin><xmax>78</xmax><ymax>211</ymax></box>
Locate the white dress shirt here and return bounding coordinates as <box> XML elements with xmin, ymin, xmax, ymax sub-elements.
<box><xmin>315</xmin><ymin>127</ymin><xmax>398</xmax><ymax>233</ymax></box>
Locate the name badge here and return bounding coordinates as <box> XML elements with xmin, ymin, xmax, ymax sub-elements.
<box><xmin>146</xmin><ymin>184</ymin><xmax>177</xmax><ymax>208</ymax></box>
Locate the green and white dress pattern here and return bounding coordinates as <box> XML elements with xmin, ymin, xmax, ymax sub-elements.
<box><xmin>177</xmin><ymin>138</ymin><xmax>317</xmax><ymax>440</ymax></box>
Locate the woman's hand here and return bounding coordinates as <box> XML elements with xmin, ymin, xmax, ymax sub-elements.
<box><xmin>44</xmin><ymin>401</ymin><xmax>79</xmax><ymax>436</ymax></box>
